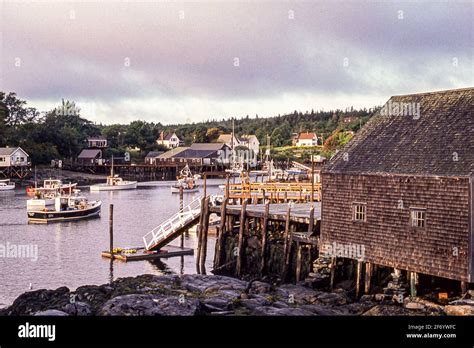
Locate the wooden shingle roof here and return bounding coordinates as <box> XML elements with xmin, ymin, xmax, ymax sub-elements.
<box><xmin>323</xmin><ymin>87</ymin><xmax>474</xmax><ymax>177</ymax></box>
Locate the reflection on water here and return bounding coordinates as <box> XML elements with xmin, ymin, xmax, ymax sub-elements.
<box><xmin>0</xmin><ymin>180</ymin><xmax>221</xmax><ymax>307</ymax></box>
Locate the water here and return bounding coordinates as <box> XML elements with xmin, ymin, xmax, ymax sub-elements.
<box><xmin>0</xmin><ymin>180</ymin><xmax>223</xmax><ymax>308</ymax></box>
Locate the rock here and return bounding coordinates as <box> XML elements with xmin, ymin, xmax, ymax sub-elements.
<box><xmin>239</xmin><ymin>297</ymin><xmax>271</xmax><ymax>310</ymax></box>
<box><xmin>34</xmin><ymin>309</ymin><xmax>68</xmax><ymax>316</ymax></box>
<box><xmin>335</xmin><ymin>280</ymin><xmax>354</xmax><ymax>292</ymax></box>
<box><xmin>313</xmin><ymin>291</ymin><xmax>349</xmax><ymax>306</ymax></box>
<box><xmin>360</xmin><ymin>295</ymin><xmax>373</xmax><ymax>302</ymax></box>
<box><xmin>444</xmin><ymin>305</ymin><xmax>474</xmax><ymax>316</ymax></box>
<box><xmin>404</xmin><ymin>302</ymin><xmax>425</xmax><ymax>310</ymax></box>
<box><xmin>278</xmin><ymin>284</ymin><xmax>318</xmax><ymax>304</ymax></box>
<box><xmin>1</xmin><ymin>287</ymin><xmax>70</xmax><ymax>316</ymax></box>
<box><xmin>202</xmin><ymin>298</ymin><xmax>231</xmax><ymax>312</ymax></box>
<box><xmin>62</xmin><ymin>302</ymin><xmax>92</xmax><ymax>316</ymax></box>
<box><xmin>180</xmin><ymin>275</ymin><xmax>246</xmax><ymax>294</ymax></box>
<box><xmin>374</xmin><ymin>293</ymin><xmax>385</xmax><ymax>301</ymax></box>
<box><xmin>250</xmin><ymin>281</ymin><xmax>272</xmax><ymax>294</ymax></box>
<box><xmin>252</xmin><ymin>306</ymin><xmax>314</xmax><ymax>316</ymax></box>
<box><xmin>99</xmin><ymin>294</ymin><xmax>201</xmax><ymax>316</ymax></box>
<box><xmin>299</xmin><ymin>304</ymin><xmax>345</xmax><ymax>316</ymax></box>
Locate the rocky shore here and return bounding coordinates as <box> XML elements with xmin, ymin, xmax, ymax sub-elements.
<box><xmin>1</xmin><ymin>274</ymin><xmax>472</xmax><ymax>316</ymax></box>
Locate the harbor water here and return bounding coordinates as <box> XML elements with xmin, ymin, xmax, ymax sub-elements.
<box><xmin>0</xmin><ymin>180</ymin><xmax>222</xmax><ymax>308</ymax></box>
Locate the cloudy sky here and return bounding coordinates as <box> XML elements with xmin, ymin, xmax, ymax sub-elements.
<box><xmin>0</xmin><ymin>0</ymin><xmax>472</xmax><ymax>124</ymax></box>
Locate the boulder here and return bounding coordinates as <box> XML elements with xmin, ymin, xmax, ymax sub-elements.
<box><xmin>444</xmin><ymin>305</ymin><xmax>474</xmax><ymax>316</ymax></box>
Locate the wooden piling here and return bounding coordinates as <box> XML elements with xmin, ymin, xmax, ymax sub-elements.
<box><xmin>281</xmin><ymin>204</ymin><xmax>292</xmax><ymax>282</ymax></box>
<box><xmin>214</xmin><ymin>198</ymin><xmax>228</xmax><ymax>269</ymax></box>
<box><xmin>410</xmin><ymin>271</ymin><xmax>417</xmax><ymax>297</ymax></box>
<box><xmin>364</xmin><ymin>262</ymin><xmax>372</xmax><ymax>295</ymax></box>
<box><xmin>109</xmin><ymin>204</ymin><xmax>114</xmax><ymax>257</ymax></box>
<box><xmin>295</xmin><ymin>242</ymin><xmax>302</xmax><ymax>283</ymax></box>
<box><xmin>195</xmin><ymin>196</ymin><xmax>206</xmax><ymax>274</ymax></box>
<box><xmin>308</xmin><ymin>204</ymin><xmax>314</xmax><ymax>234</ymax></box>
<box><xmin>355</xmin><ymin>261</ymin><xmax>362</xmax><ymax>298</ymax></box>
<box><xmin>329</xmin><ymin>257</ymin><xmax>336</xmax><ymax>290</ymax></box>
<box><xmin>200</xmin><ymin>197</ymin><xmax>211</xmax><ymax>274</ymax></box>
<box><xmin>259</xmin><ymin>201</ymin><xmax>270</xmax><ymax>275</ymax></box>
<box><xmin>461</xmin><ymin>281</ymin><xmax>468</xmax><ymax>295</ymax></box>
<box><xmin>179</xmin><ymin>186</ymin><xmax>184</xmax><ymax>248</ymax></box>
<box><xmin>236</xmin><ymin>199</ymin><xmax>247</xmax><ymax>276</ymax></box>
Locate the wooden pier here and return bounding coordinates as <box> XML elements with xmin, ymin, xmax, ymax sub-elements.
<box><xmin>225</xmin><ymin>182</ymin><xmax>321</xmax><ymax>203</ymax></box>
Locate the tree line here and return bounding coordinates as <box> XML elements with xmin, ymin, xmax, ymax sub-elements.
<box><xmin>0</xmin><ymin>91</ymin><xmax>377</xmax><ymax>164</ymax></box>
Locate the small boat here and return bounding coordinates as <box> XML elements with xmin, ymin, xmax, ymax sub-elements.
<box><xmin>90</xmin><ymin>155</ymin><xmax>137</xmax><ymax>191</ymax></box>
<box><xmin>90</xmin><ymin>175</ymin><xmax>138</xmax><ymax>191</ymax></box>
<box><xmin>0</xmin><ymin>179</ymin><xmax>15</xmax><ymax>191</ymax></box>
<box><xmin>171</xmin><ymin>165</ymin><xmax>200</xmax><ymax>193</ymax></box>
<box><xmin>27</xmin><ymin>179</ymin><xmax>77</xmax><ymax>196</ymax></box>
<box><xmin>27</xmin><ymin>195</ymin><xmax>102</xmax><ymax>223</ymax></box>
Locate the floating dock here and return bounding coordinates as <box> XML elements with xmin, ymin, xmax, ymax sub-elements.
<box><xmin>101</xmin><ymin>245</ymin><xmax>193</xmax><ymax>262</ymax></box>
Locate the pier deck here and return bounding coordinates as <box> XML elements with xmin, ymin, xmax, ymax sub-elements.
<box><xmin>209</xmin><ymin>202</ymin><xmax>321</xmax><ymax>224</ymax></box>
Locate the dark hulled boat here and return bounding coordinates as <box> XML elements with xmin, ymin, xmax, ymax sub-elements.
<box><xmin>27</xmin><ymin>195</ymin><xmax>102</xmax><ymax>224</ymax></box>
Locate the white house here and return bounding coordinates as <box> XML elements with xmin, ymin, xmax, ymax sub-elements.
<box><xmin>87</xmin><ymin>136</ymin><xmax>108</xmax><ymax>148</ymax></box>
<box><xmin>295</xmin><ymin>132</ymin><xmax>318</xmax><ymax>147</ymax></box>
<box><xmin>239</xmin><ymin>135</ymin><xmax>260</xmax><ymax>155</ymax></box>
<box><xmin>157</xmin><ymin>132</ymin><xmax>182</xmax><ymax>149</ymax></box>
<box><xmin>0</xmin><ymin>147</ymin><xmax>30</xmax><ymax>167</ymax></box>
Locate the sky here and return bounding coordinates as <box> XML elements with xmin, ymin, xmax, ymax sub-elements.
<box><xmin>0</xmin><ymin>0</ymin><xmax>472</xmax><ymax>125</ymax></box>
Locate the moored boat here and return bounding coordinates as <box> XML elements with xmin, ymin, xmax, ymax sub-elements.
<box><xmin>0</xmin><ymin>179</ymin><xmax>15</xmax><ymax>191</ymax></box>
<box><xmin>171</xmin><ymin>165</ymin><xmax>200</xmax><ymax>193</ymax></box>
<box><xmin>27</xmin><ymin>195</ymin><xmax>102</xmax><ymax>223</ymax></box>
<box><xmin>90</xmin><ymin>175</ymin><xmax>138</xmax><ymax>191</ymax></box>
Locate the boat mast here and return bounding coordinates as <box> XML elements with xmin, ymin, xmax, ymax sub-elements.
<box><xmin>111</xmin><ymin>155</ymin><xmax>114</xmax><ymax>177</ymax></box>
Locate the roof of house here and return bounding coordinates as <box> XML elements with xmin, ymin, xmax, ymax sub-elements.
<box><xmin>88</xmin><ymin>135</ymin><xmax>107</xmax><ymax>140</ymax></box>
<box><xmin>157</xmin><ymin>147</ymin><xmax>188</xmax><ymax>159</ymax></box>
<box><xmin>0</xmin><ymin>147</ymin><xmax>29</xmax><ymax>156</ymax></box>
<box><xmin>323</xmin><ymin>87</ymin><xmax>474</xmax><ymax>177</ymax></box>
<box><xmin>173</xmin><ymin>149</ymin><xmax>219</xmax><ymax>159</ymax></box>
<box><xmin>298</xmin><ymin>132</ymin><xmax>317</xmax><ymax>140</ymax></box>
<box><xmin>216</xmin><ymin>134</ymin><xmax>236</xmax><ymax>144</ymax></box>
<box><xmin>189</xmin><ymin>143</ymin><xmax>228</xmax><ymax>151</ymax></box>
<box><xmin>162</xmin><ymin>132</ymin><xmax>178</xmax><ymax>141</ymax></box>
<box><xmin>145</xmin><ymin>151</ymin><xmax>164</xmax><ymax>158</ymax></box>
<box><xmin>78</xmin><ymin>149</ymin><xmax>102</xmax><ymax>159</ymax></box>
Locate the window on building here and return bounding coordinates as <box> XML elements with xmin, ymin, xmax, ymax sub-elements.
<box><xmin>352</xmin><ymin>203</ymin><xmax>366</xmax><ymax>222</ymax></box>
<box><xmin>410</xmin><ymin>208</ymin><xmax>426</xmax><ymax>228</ymax></box>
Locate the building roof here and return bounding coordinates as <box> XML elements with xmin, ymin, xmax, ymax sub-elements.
<box><xmin>173</xmin><ymin>149</ymin><xmax>218</xmax><ymax>159</ymax></box>
<box><xmin>88</xmin><ymin>135</ymin><xmax>107</xmax><ymax>140</ymax></box>
<box><xmin>78</xmin><ymin>149</ymin><xmax>102</xmax><ymax>159</ymax></box>
<box><xmin>189</xmin><ymin>143</ymin><xmax>228</xmax><ymax>151</ymax></box>
<box><xmin>0</xmin><ymin>147</ymin><xmax>29</xmax><ymax>156</ymax></box>
<box><xmin>216</xmin><ymin>134</ymin><xmax>236</xmax><ymax>144</ymax></box>
<box><xmin>157</xmin><ymin>147</ymin><xmax>188</xmax><ymax>159</ymax></box>
<box><xmin>145</xmin><ymin>151</ymin><xmax>164</xmax><ymax>158</ymax></box>
<box><xmin>323</xmin><ymin>87</ymin><xmax>474</xmax><ymax>177</ymax></box>
<box><xmin>239</xmin><ymin>134</ymin><xmax>259</xmax><ymax>142</ymax></box>
<box><xmin>298</xmin><ymin>132</ymin><xmax>317</xmax><ymax>140</ymax></box>
<box><xmin>162</xmin><ymin>132</ymin><xmax>178</xmax><ymax>141</ymax></box>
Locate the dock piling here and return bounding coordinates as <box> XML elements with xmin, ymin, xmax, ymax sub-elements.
<box><xmin>109</xmin><ymin>204</ymin><xmax>114</xmax><ymax>258</ymax></box>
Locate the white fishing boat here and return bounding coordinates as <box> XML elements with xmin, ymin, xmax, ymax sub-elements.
<box><xmin>90</xmin><ymin>156</ymin><xmax>137</xmax><ymax>191</ymax></box>
<box><xmin>26</xmin><ymin>179</ymin><xmax>75</xmax><ymax>210</ymax></box>
<box><xmin>171</xmin><ymin>165</ymin><xmax>200</xmax><ymax>193</ymax></box>
<box><xmin>90</xmin><ymin>175</ymin><xmax>138</xmax><ymax>191</ymax></box>
<box><xmin>27</xmin><ymin>194</ymin><xmax>102</xmax><ymax>224</ymax></box>
<box><xmin>0</xmin><ymin>179</ymin><xmax>15</xmax><ymax>191</ymax></box>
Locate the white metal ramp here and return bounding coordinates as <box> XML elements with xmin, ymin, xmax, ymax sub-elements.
<box><xmin>143</xmin><ymin>196</ymin><xmax>202</xmax><ymax>251</ymax></box>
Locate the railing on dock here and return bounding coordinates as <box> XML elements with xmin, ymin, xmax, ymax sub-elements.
<box><xmin>226</xmin><ymin>182</ymin><xmax>321</xmax><ymax>202</ymax></box>
<box><xmin>143</xmin><ymin>196</ymin><xmax>203</xmax><ymax>250</ymax></box>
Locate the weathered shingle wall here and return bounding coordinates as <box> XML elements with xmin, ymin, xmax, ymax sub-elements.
<box><xmin>321</xmin><ymin>173</ymin><xmax>471</xmax><ymax>282</ymax></box>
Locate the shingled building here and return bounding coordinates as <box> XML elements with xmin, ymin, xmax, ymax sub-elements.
<box><xmin>321</xmin><ymin>87</ymin><xmax>474</xmax><ymax>292</ymax></box>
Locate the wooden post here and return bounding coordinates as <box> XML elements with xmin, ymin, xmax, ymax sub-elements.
<box><xmin>308</xmin><ymin>204</ymin><xmax>314</xmax><ymax>234</ymax></box>
<box><xmin>311</xmin><ymin>154</ymin><xmax>315</xmax><ymax>202</ymax></box>
<box><xmin>364</xmin><ymin>262</ymin><xmax>372</xmax><ymax>295</ymax></box>
<box><xmin>195</xmin><ymin>197</ymin><xmax>206</xmax><ymax>274</ymax></box>
<box><xmin>200</xmin><ymin>197</ymin><xmax>211</xmax><ymax>274</ymax></box>
<box><xmin>461</xmin><ymin>281</ymin><xmax>468</xmax><ymax>295</ymax></box>
<box><xmin>410</xmin><ymin>271</ymin><xmax>417</xmax><ymax>298</ymax></box>
<box><xmin>259</xmin><ymin>201</ymin><xmax>270</xmax><ymax>275</ymax></box>
<box><xmin>295</xmin><ymin>242</ymin><xmax>302</xmax><ymax>283</ymax></box>
<box><xmin>236</xmin><ymin>199</ymin><xmax>247</xmax><ymax>276</ymax></box>
<box><xmin>329</xmin><ymin>257</ymin><xmax>336</xmax><ymax>290</ymax></box>
<box><xmin>179</xmin><ymin>186</ymin><xmax>184</xmax><ymax>248</ymax></box>
<box><xmin>109</xmin><ymin>204</ymin><xmax>114</xmax><ymax>258</ymax></box>
<box><xmin>214</xmin><ymin>198</ymin><xmax>227</xmax><ymax>269</ymax></box>
<box><xmin>281</xmin><ymin>204</ymin><xmax>292</xmax><ymax>281</ymax></box>
<box><xmin>225</xmin><ymin>174</ymin><xmax>230</xmax><ymax>198</ymax></box>
<box><xmin>203</xmin><ymin>174</ymin><xmax>207</xmax><ymax>198</ymax></box>
<box><xmin>355</xmin><ymin>261</ymin><xmax>362</xmax><ymax>298</ymax></box>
